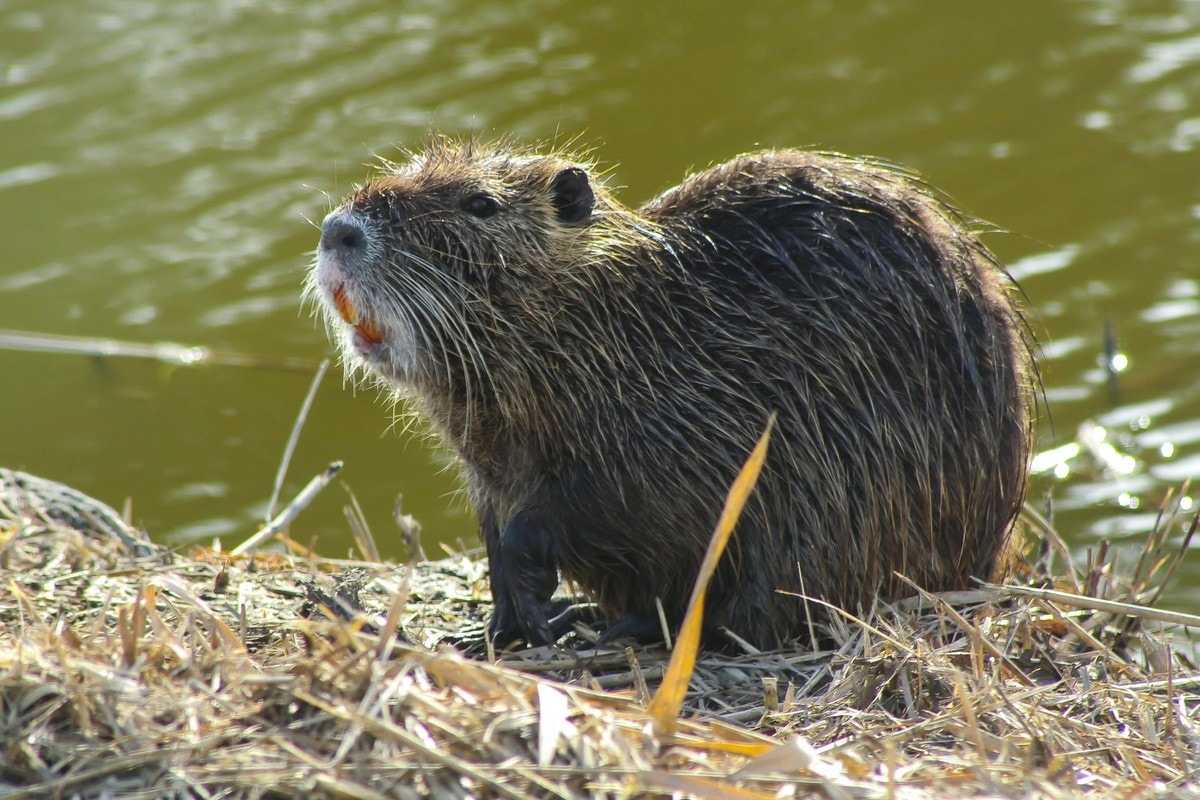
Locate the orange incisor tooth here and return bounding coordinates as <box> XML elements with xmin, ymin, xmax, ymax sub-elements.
<box><xmin>332</xmin><ymin>285</ymin><xmax>358</xmax><ymax>325</ymax></box>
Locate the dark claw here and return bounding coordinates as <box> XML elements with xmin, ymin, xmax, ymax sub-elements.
<box><xmin>487</xmin><ymin>598</ymin><xmax>522</xmax><ymax>648</ymax></box>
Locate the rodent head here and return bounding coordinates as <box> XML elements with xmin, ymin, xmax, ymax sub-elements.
<box><xmin>307</xmin><ymin>139</ymin><xmax>636</xmax><ymax>437</ymax></box>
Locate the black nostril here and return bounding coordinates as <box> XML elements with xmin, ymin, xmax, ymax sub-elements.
<box><xmin>320</xmin><ymin>213</ymin><xmax>367</xmax><ymax>255</ymax></box>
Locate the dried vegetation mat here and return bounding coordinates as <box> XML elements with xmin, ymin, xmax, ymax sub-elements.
<box><xmin>2</xmin><ymin>463</ymin><xmax>1200</xmax><ymax>799</ymax></box>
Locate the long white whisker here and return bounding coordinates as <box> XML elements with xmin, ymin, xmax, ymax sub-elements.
<box><xmin>396</xmin><ymin>248</ymin><xmax>500</xmax><ymax>421</ymax></box>
<box><xmin>383</xmin><ymin>259</ymin><xmax>477</xmax><ymax>441</ymax></box>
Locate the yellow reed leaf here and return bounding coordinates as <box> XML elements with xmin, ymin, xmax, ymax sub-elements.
<box><xmin>648</xmin><ymin>414</ymin><xmax>775</xmax><ymax>737</ymax></box>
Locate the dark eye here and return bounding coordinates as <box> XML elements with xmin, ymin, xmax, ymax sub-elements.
<box><xmin>461</xmin><ymin>193</ymin><xmax>500</xmax><ymax>218</ymax></box>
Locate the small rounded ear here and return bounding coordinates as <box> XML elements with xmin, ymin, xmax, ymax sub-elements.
<box><xmin>550</xmin><ymin>167</ymin><xmax>594</xmax><ymax>224</ymax></box>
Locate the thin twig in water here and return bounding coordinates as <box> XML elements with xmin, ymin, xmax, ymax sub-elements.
<box><xmin>267</xmin><ymin>359</ymin><xmax>330</xmax><ymax>522</ymax></box>
<box><xmin>0</xmin><ymin>328</ymin><xmax>319</xmax><ymax>372</ymax></box>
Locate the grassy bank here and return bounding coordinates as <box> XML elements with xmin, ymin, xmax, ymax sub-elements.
<box><xmin>1</xmin><ymin>467</ymin><xmax>1198</xmax><ymax>798</ymax></box>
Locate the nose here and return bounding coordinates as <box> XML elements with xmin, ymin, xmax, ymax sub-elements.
<box><xmin>319</xmin><ymin>210</ymin><xmax>367</xmax><ymax>261</ymax></box>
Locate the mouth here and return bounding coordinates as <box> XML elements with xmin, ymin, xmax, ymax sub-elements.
<box><xmin>331</xmin><ymin>283</ymin><xmax>384</xmax><ymax>346</ymax></box>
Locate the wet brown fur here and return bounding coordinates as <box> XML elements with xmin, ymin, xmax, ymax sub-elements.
<box><xmin>312</xmin><ymin>137</ymin><xmax>1036</xmax><ymax>648</ymax></box>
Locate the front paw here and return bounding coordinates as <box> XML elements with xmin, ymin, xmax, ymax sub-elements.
<box><xmin>488</xmin><ymin>511</ymin><xmax>561</xmax><ymax>647</ymax></box>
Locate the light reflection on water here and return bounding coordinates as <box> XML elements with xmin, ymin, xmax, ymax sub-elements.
<box><xmin>1</xmin><ymin>0</ymin><xmax>1199</xmax><ymax>608</ymax></box>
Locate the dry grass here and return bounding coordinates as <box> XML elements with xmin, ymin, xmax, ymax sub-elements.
<box><xmin>2</xmin><ymin>467</ymin><xmax>1199</xmax><ymax>799</ymax></box>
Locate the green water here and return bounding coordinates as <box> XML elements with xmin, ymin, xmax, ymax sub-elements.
<box><xmin>3</xmin><ymin>1</ymin><xmax>1199</xmax><ymax>606</ymax></box>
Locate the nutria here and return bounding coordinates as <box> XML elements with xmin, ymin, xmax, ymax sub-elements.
<box><xmin>308</xmin><ymin>138</ymin><xmax>1035</xmax><ymax>650</ymax></box>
